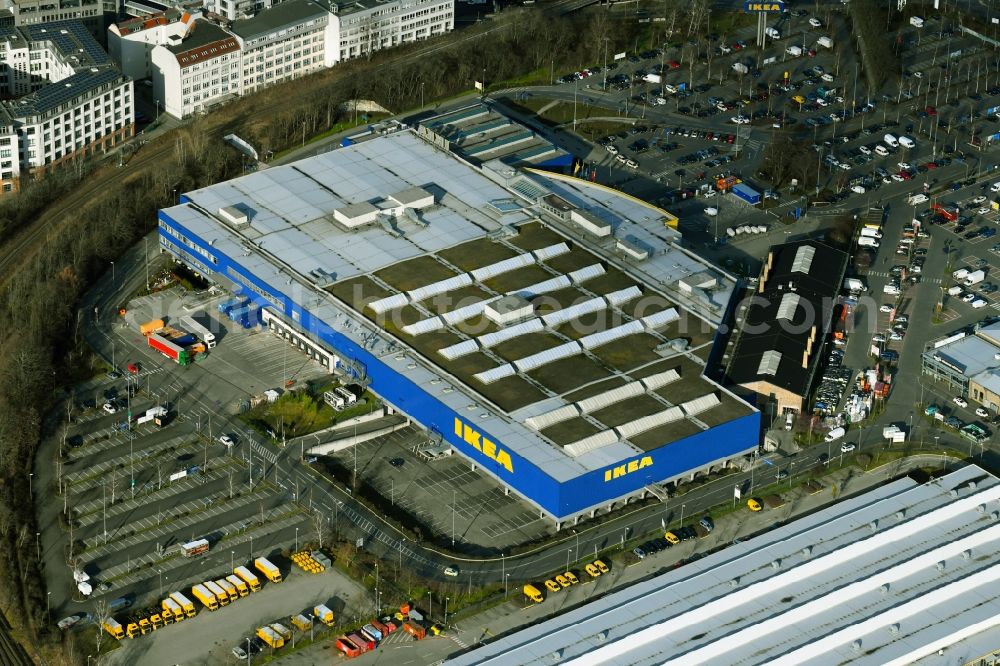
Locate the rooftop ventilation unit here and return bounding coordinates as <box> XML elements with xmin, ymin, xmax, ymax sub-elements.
<box><xmin>219</xmin><ymin>205</ymin><xmax>249</xmax><ymax>226</ymax></box>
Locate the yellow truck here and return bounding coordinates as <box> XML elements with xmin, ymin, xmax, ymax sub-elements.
<box><xmin>126</xmin><ymin>622</ymin><xmax>140</xmax><ymax>639</ymax></box>
<box><xmin>523</xmin><ymin>584</ymin><xmax>544</xmax><ymax>603</ymax></box>
<box><xmin>314</xmin><ymin>604</ymin><xmax>335</xmax><ymax>626</ymax></box>
<box><xmin>234</xmin><ymin>565</ymin><xmax>262</xmax><ymax>592</ymax></box>
<box><xmin>204</xmin><ymin>580</ymin><xmax>230</xmax><ymax>606</ymax></box>
<box><xmin>161</xmin><ymin>598</ymin><xmax>184</xmax><ymax>622</ymax></box>
<box><xmin>256</xmin><ymin>625</ymin><xmax>285</xmax><ymax>648</ymax></box>
<box><xmin>216</xmin><ymin>578</ymin><xmax>239</xmax><ymax>603</ymax></box>
<box><xmin>150</xmin><ymin>613</ymin><xmax>163</xmax><ymax>630</ymax></box>
<box><xmin>169</xmin><ymin>592</ymin><xmax>197</xmax><ymax>618</ymax></box>
<box><xmin>291</xmin><ymin>614</ymin><xmax>312</xmax><ymax>632</ymax></box>
<box><xmin>138</xmin><ymin>618</ymin><xmax>152</xmax><ymax>635</ymax></box>
<box><xmin>254</xmin><ymin>557</ymin><xmax>283</xmax><ymax>583</ymax></box>
<box><xmin>191</xmin><ymin>584</ymin><xmax>219</xmax><ymax>611</ymax></box>
<box><xmin>103</xmin><ymin>618</ymin><xmax>125</xmax><ymax>640</ymax></box>
<box><xmin>226</xmin><ymin>574</ymin><xmax>250</xmax><ymax>597</ymax></box>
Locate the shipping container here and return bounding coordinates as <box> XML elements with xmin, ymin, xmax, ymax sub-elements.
<box><xmin>270</xmin><ymin>623</ymin><xmax>292</xmax><ymax>641</ymax></box>
<box><xmin>336</xmin><ymin>637</ymin><xmax>361</xmax><ymax>658</ymax></box>
<box><xmin>234</xmin><ymin>565</ymin><xmax>262</xmax><ymax>592</ymax></box>
<box><xmin>348</xmin><ymin>632</ymin><xmax>375</xmax><ymax>651</ymax></box>
<box><xmin>139</xmin><ymin>319</ymin><xmax>165</xmax><ymax>336</ymax></box>
<box><xmin>314</xmin><ymin>604</ymin><xmax>335</xmax><ymax>625</ymax></box>
<box><xmin>256</xmin><ymin>625</ymin><xmax>284</xmax><ymax>648</ymax></box>
<box><xmin>731</xmin><ymin>183</ymin><xmax>761</xmax><ymax>205</ymax></box>
<box><xmin>291</xmin><ymin>614</ymin><xmax>312</xmax><ymax>632</ymax></box>
<box><xmin>402</xmin><ymin>622</ymin><xmax>426</xmax><ymax>640</ymax></box>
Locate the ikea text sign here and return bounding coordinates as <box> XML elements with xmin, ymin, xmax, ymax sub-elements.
<box><xmin>744</xmin><ymin>1</ymin><xmax>785</xmax><ymax>10</ymax></box>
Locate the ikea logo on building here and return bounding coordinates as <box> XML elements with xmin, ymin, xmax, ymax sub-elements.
<box><xmin>744</xmin><ymin>1</ymin><xmax>785</xmax><ymax>11</ymax></box>
<box><xmin>453</xmin><ymin>418</ymin><xmax>514</xmax><ymax>473</ymax></box>
<box><xmin>604</xmin><ymin>456</ymin><xmax>653</xmax><ymax>482</ymax></box>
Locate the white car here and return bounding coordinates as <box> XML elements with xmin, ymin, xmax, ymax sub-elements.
<box><xmin>730</xmin><ymin>115</ymin><xmax>750</xmax><ymax>124</ymax></box>
<box><xmin>891</xmin><ymin>173</ymin><xmax>905</xmax><ymax>182</ymax></box>
<box><xmin>606</xmin><ymin>144</ymin><xmax>618</xmax><ymax>154</ymax></box>
<box><xmin>972</xmin><ymin>195</ymin><xmax>987</xmax><ymax>204</ymax></box>
<box><xmin>973</xmin><ymin>298</ymin><xmax>988</xmax><ymax>308</ymax></box>
<box><xmin>978</xmin><ymin>207</ymin><xmax>990</xmax><ymax>215</ymax></box>
<box><xmin>990</xmin><ymin>181</ymin><xmax>1000</xmax><ymax>193</ymax></box>
<box><xmin>219</xmin><ymin>434</ymin><xmax>235</xmax><ymax>447</ymax></box>
<box><xmin>444</xmin><ymin>566</ymin><xmax>460</xmax><ymax>577</ymax></box>
<box><xmin>962</xmin><ymin>292</ymin><xmax>977</xmax><ymax>303</ymax></box>
<box><xmin>954</xmin><ymin>396</ymin><xmax>969</xmax><ymax>408</ymax></box>
<box><xmin>889</xmin><ymin>331</ymin><xmax>904</xmax><ymax>341</ymax></box>
<box><xmin>977</xmin><ymin>407</ymin><xmax>990</xmax><ymax>418</ymax></box>
<box><xmin>809</xmin><ymin>17</ymin><xmax>822</xmax><ymax>27</ymax></box>
<box><xmin>704</xmin><ymin>207</ymin><xmax>719</xmax><ymax>216</ymax></box>
<box><xmin>57</xmin><ymin>614</ymin><xmax>85</xmax><ymax>630</ymax></box>
<box><xmin>625</xmin><ymin>158</ymin><xmax>639</xmax><ymax>169</ymax></box>
<box><xmin>702</xmin><ymin>189</ymin><xmax>717</xmax><ymax>198</ymax></box>
<box><xmin>872</xmin><ymin>333</ymin><xmax>887</xmax><ymax>343</ymax></box>
<box><xmin>879</xmin><ymin>304</ymin><xmax>893</xmax><ymax>313</ymax></box>
<box><xmin>815</xmin><ymin>98</ymin><xmax>828</xmax><ymax>107</ymax></box>
<box><xmin>103</xmin><ymin>402</ymin><xmax>117</xmax><ymax>414</ymax></box>
<box><xmin>851</xmin><ymin>185</ymin><xmax>866</xmax><ymax>194</ymax></box>
<box><xmin>858</xmin><ymin>145</ymin><xmax>872</xmax><ymax>155</ymax></box>
<box><xmin>897</xmin><ymin>162</ymin><xmax>912</xmax><ymax>170</ymax></box>
<box><xmin>840</xmin><ymin>442</ymin><xmax>856</xmax><ymax>453</ymax></box>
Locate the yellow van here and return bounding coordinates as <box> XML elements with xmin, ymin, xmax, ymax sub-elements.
<box><xmin>544</xmin><ymin>579</ymin><xmax>561</xmax><ymax>593</ymax></box>
<box><xmin>792</xmin><ymin>94</ymin><xmax>806</xmax><ymax>105</ymax></box>
<box><xmin>523</xmin><ymin>584</ymin><xmax>544</xmax><ymax>603</ymax></box>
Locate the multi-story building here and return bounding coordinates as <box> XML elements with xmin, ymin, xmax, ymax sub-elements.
<box><xmin>150</xmin><ymin>19</ymin><xmax>240</xmax><ymax>118</ymax></box>
<box><xmin>328</xmin><ymin>0</ymin><xmax>453</xmax><ymax>63</ymax></box>
<box><xmin>108</xmin><ymin>8</ymin><xmax>196</xmax><ymax>81</ymax></box>
<box><xmin>0</xmin><ymin>0</ymin><xmax>103</xmax><ymax>41</ymax></box>
<box><xmin>0</xmin><ymin>19</ymin><xmax>132</xmax><ymax>194</ymax></box>
<box><xmin>231</xmin><ymin>0</ymin><xmax>327</xmax><ymax>94</ymax></box>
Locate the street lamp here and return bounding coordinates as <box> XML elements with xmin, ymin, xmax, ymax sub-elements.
<box><xmin>295</xmin><ymin>527</ymin><xmax>299</xmax><ymax>553</ymax></box>
<box><xmin>231</xmin><ymin>550</ymin><xmax>234</xmax><ymax>572</ymax></box>
<box><xmin>444</xmin><ymin>597</ymin><xmax>450</xmax><ymax>626</ymax></box>
<box><xmin>505</xmin><ymin>573</ymin><xmax>509</xmax><ymax>597</ymax></box>
<box><xmin>28</xmin><ymin>473</ymin><xmax>33</xmax><ymax>497</ymax></box>
<box><xmin>428</xmin><ymin>591</ymin><xmax>433</xmax><ymax>620</ymax></box>
<box><xmin>35</xmin><ymin>532</ymin><xmax>40</xmax><ymax>561</ymax></box>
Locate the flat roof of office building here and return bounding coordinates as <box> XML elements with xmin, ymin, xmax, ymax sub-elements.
<box><xmin>231</xmin><ymin>0</ymin><xmax>327</xmax><ymax>40</ymax></box>
<box><xmin>446</xmin><ymin>464</ymin><xmax>1000</xmax><ymax>666</ymax></box>
<box><xmin>165</xmin><ymin>129</ymin><xmax>751</xmax><ymax>481</ymax></box>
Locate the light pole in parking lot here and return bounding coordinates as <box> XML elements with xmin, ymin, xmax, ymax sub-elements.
<box><xmin>444</xmin><ymin>596</ymin><xmax>449</xmax><ymax>626</ymax></box>
<box><xmin>295</xmin><ymin>527</ymin><xmax>299</xmax><ymax>552</ymax></box>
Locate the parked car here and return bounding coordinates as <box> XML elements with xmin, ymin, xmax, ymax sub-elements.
<box><xmin>954</xmin><ymin>397</ymin><xmax>969</xmax><ymax>408</ymax></box>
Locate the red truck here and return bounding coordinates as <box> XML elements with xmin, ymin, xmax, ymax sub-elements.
<box><xmin>335</xmin><ymin>637</ymin><xmax>361</xmax><ymax>658</ymax></box>
<box><xmin>403</xmin><ymin>622</ymin><xmax>426</xmax><ymax>640</ymax></box>
<box><xmin>147</xmin><ymin>333</ymin><xmax>192</xmax><ymax>366</ymax></box>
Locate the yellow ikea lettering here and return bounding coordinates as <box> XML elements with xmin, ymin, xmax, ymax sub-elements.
<box><xmin>453</xmin><ymin>418</ymin><xmax>514</xmax><ymax>473</ymax></box>
<box><xmin>746</xmin><ymin>2</ymin><xmax>781</xmax><ymax>10</ymax></box>
<box><xmin>603</xmin><ymin>456</ymin><xmax>653</xmax><ymax>482</ymax></box>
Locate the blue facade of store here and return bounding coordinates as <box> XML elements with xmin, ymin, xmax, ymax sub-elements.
<box><xmin>159</xmin><ymin>208</ymin><xmax>761</xmax><ymax>520</ymax></box>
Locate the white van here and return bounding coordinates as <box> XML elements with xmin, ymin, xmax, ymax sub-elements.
<box><xmin>874</xmin><ymin>144</ymin><xmax>890</xmax><ymax>156</ymax></box>
<box><xmin>948</xmin><ymin>285</ymin><xmax>964</xmax><ymax>296</ymax></box>
<box><xmin>990</xmin><ymin>181</ymin><xmax>1000</xmax><ymax>193</ymax></box>
<box><xmin>786</xmin><ymin>45</ymin><xmax>803</xmax><ymax>57</ymax></box>
<box><xmin>824</xmin><ymin>427</ymin><xmax>846</xmax><ymax>442</ymax></box>
<box><xmin>907</xmin><ymin>193</ymin><xmax>928</xmax><ymax>204</ymax></box>
<box><xmin>898</xmin><ymin>136</ymin><xmax>915</xmax><ymax>148</ymax></box>
<box><xmin>766</xmin><ymin>27</ymin><xmax>781</xmax><ymax>39</ymax></box>
<box><xmin>883</xmin><ymin>133</ymin><xmax>899</xmax><ymax>148</ymax></box>
<box><xmin>860</xmin><ymin>228</ymin><xmax>882</xmax><ymax>239</ymax></box>
<box><xmin>858</xmin><ymin>236</ymin><xmax>880</xmax><ymax>248</ymax></box>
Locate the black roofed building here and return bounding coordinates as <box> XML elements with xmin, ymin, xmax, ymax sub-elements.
<box><xmin>724</xmin><ymin>239</ymin><xmax>849</xmax><ymax>416</ymax></box>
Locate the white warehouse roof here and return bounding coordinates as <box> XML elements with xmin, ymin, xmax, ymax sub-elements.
<box><xmin>446</xmin><ymin>465</ymin><xmax>1000</xmax><ymax>666</ymax></box>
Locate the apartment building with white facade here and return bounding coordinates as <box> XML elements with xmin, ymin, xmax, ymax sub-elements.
<box><xmin>231</xmin><ymin>0</ymin><xmax>327</xmax><ymax>94</ymax></box>
<box><xmin>150</xmin><ymin>18</ymin><xmax>240</xmax><ymax>117</ymax></box>
<box><xmin>0</xmin><ymin>20</ymin><xmax>133</xmax><ymax>194</ymax></box>
<box><xmin>0</xmin><ymin>0</ymin><xmax>103</xmax><ymax>40</ymax></box>
<box><xmin>108</xmin><ymin>8</ymin><xmax>196</xmax><ymax>81</ymax></box>
<box><xmin>328</xmin><ymin>0</ymin><xmax>452</xmax><ymax>63</ymax></box>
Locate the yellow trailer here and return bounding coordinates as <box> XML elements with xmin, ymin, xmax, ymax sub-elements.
<box><xmin>291</xmin><ymin>614</ymin><xmax>312</xmax><ymax>632</ymax></box>
<box><xmin>270</xmin><ymin>623</ymin><xmax>292</xmax><ymax>641</ymax></box>
<box><xmin>169</xmin><ymin>592</ymin><xmax>197</xmax><ymax>618</ymax></box>
<box><xmin>256</xmin><ymin>626</ymin><xmax>284</xmax><ymax>648</ymax></box>
<box><xmin>161</xmin><ymin>598</ymin><xmax>183</xmax><ymax>622</ymax></box>
<box><xmin>216</xmin><ymin>578</ymin><xmax>239</xmax><ymax>603</ymax></box>
<box><xmin>226</xmin><ymin>574</ymin><xmax>250</xmax><ymax>597</ymax></box>
<box><xmin>234</xmin><ymin>565</ymin><xmax>262</xmax><ymax>592</ymax></box>
<box><xmin>254</xmin><ymin>557</ymin><xmax>283</xmax><ymax>583</ymax></box>
<box><xmin>314</xmin><ymin>604</ymin><xmax>335</xmax><ymax>626</ymax></box>
<box><xmin>191</xmin><ymin>584</ymin><xmax>219</xmax><ymax>611</ymax></box>
<box><xmin>204</xmin><ymin>580</ymin><xmax>230</xmax><ymax>606</ymax></box>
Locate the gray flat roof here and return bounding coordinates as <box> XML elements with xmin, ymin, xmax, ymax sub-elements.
<box><xmin>231</xmin><ymin>0</ymin><xmax>327</xmax><ymax>40</ymax></box>
<box><xmin>446</xmin><ymin>465</ymin><xmax>1000</xmax><ymax>666</ymax></box>
<box><xmin>168</xmin><ymin>129</ymin><xmax>748</xmax><ymax>481</ymax></box>
<box><xmin>924</xmin><ymin>334</ymin><xmax>999</xmax><ymax>379</ymax></box>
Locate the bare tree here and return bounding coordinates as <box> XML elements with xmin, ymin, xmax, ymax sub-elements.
<box><xmin>312</xmin><ymin>510</ymin><xmax>327</xmax><ymax>550</ymax></box>
<box><xmin>93</xmin><ymin>599</ymin><xmax>110</xmax><ymax>654</ymax></box>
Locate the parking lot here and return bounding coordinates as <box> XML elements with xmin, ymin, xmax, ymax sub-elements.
<box><xmin>320</xmin><ymin>426</ymin><xmax>554</xmax><ymax>549</ymax></box>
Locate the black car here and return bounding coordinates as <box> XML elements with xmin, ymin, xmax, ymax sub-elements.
<box><xmin>389</xmin><ymin>457</ymin><xmax>404</xmax><ymax>468</ymax></box>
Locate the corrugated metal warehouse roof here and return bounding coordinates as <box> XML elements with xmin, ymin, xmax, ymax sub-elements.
<box><xmin>446</xmin><ymin>465</ymin><xmax>1000</xmax><ymax>666</ymax></box>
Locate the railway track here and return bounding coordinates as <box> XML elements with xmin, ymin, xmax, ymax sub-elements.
<box><xmin>0</xmin><ymin>610</ymin><xmax>34</xmax><ymax>666</ymax></box>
